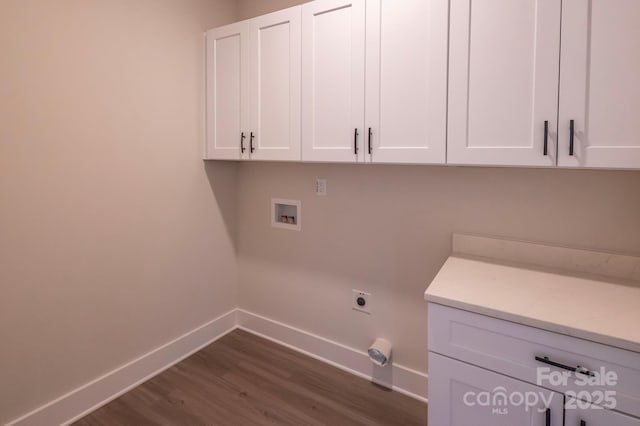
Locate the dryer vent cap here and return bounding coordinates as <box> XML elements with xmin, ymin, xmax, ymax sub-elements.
<box><xmin>368</xmin><ymin>338</ymin><xmax>392</xmax><ymax>367</ymax></box>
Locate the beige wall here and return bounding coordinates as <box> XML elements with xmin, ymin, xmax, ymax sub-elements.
<box><xmin>0</xmin><ymin>0</ymin><xmax>238</xmax><ymax>422</ymax></box>
<box><xmin>237</xmin><ymin>0</ymin><xmax>307</xmax><ymax>19</ymax></box>
<box><xmin>236</xmin><ymin>163</ymin><xmax>640</xmax><ymax>372</ymax></box>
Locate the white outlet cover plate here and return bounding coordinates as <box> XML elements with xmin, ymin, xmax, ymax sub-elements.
<box><xmin>316</xmin><ymin>178</ymin><xmax>327</xmax><ymax>196</ymax></box>
<box><xmin>352</xmin><ymin>290</ymin><xmax>371</xmax><ymax>314</ymax></box>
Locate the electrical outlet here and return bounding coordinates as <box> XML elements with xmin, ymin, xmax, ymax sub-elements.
<box><xmin>316</xmin><ymin>178</ymin><xmax>327</xmax><ymax>196</ymax></box>
<box><xmin>352</xmin><ymin>290</ymin><xmax>371</xmax><ymax>314</ymax></box>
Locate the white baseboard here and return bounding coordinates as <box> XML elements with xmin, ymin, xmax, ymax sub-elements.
<box><xmin>7</xmin><ymin>308</ymin><xmax>427</xmax><ymax>426</ymax></box>
<box><xmin>6</xmin><ymin>309</ymin><xmax>237</xmax><ymax>426</ymax></box>
<box><xmin>236</xmin><ymin>309</ymin><xmax>428</xmax><ymax>403</ymax></box>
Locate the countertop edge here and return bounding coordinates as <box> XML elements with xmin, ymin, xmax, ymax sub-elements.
<box><xmin>425</xmin><ymin>295</ymin><xmax>640</xmax><ymax>355</ymax></box>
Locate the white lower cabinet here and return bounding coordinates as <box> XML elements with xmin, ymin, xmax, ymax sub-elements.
<box><xmin>429</xmin><ymin>352</ymin><xmax>564</xmax><ymax>426</ymax></box>
<box><xmin>428</xmin><ymin>303</ymin><xmax>640</xmax><ymax>426</ymax></box>
<box><xmin>565</xmin><ymin>403</ymin><xmax>640</xmax><ymax>426</ymax></box>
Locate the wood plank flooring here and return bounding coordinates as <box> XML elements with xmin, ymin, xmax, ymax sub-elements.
<box><xmin>74</xmin><ymin>329</ymin><xmax>427</xmax><ymax>425</ymax></box>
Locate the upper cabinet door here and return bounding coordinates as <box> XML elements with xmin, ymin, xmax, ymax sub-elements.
<box><xmin>248</xmin><ymin>7</ymin><xmax>302</xmax><ymax>161</ymax></box>
<box><xmin>301</xmin><ymin>0</ymin><xmax>366</xmax><ymax>162</ymax></box>
<box><xmin>447</xmin><ymin>0</ymin><xmax>561</xmax><ymax>166</ymax></box>
<box><xmin>365</xmin><ymin>0</ymin><xmax>448</xmax><ymax>164</ymax></box>
<box><xmin>559</xmin><ymin>0</ymin><xmax>640</xmax><ymax>169</ymax></box>
<box><xmin>205</xmin><ymin>22</ymin><xmax>249</xmax><ymax>160</ymax></box>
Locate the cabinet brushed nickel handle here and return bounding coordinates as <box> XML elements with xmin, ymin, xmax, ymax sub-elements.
<box><xmin>535</xmin><ymin>356</ymin><xmax>595</xmax><ymax>376</ymax></box>
<box><xmin>250</xmin><ymin>132</ymin><xmax>255</xmax><ymax>154</ymax></box>
<box><xmin>368</xmin><ymin>127</ymin><xmax>373</xmax><ymax>155</ymax></box>
<box><xmin>545</xmin><ymin>408</ymin><xmax>551</xmax><ymax>426</ymax></box>
<box><xmin>570</xmin><ymin>119</ymin><xmax>575</xmax><ymax>156</ymax></box>
<box><xmin>354</xmin><ymin>128</ymin><xmax>359</xmax><ymax>155</ymax></box>
<box><xmin>544</xmin><ymin>121</ymin><xmax>549</xmax><ymax>156</ymax></box>
<box><xmin>240</xmin><ymin>132</ymin><xmax>246</xmax><ymax>153</ymax></box>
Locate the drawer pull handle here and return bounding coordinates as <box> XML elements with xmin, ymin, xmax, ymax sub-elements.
<box><xmin>545</xmin><ymin>408</ymin><xmax>550</xmax><ymax>426</ymax></box>
<box><xmin>535</xmin><ymin>356</ymin><xmax>595</xmax><ymax>377</ymax></box>
<box><xmin>354</xmin><ymin>128</ymin><xmax>359</xmax><ymax>155</ymax></box>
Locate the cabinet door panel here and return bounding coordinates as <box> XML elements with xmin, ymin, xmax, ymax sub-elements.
<box><xmin>559</xmin><ymin>0</ymin><xmax>640</xmax><ymax>168</ymax></box>
<box><xmin>565</xmin><ymin>402</ymin><xmax>640</xmax><ymax>426</ymax></box>
<box><xmin>429</xmin><ymin>353</ymin><xmax>564</xmax><ymax>426</ymax></box>
<box><xmin>249</xmin><ymin>7</ymin><xmax>301</xmax><ymax>161</ymax></box>
<box><xmin>365</xmin><ymin>0</ymin><xmax>447</xmax><ymax>164</ymax></box>
<box><xmin>205</xmin><ymin>22</ymin><xmax>249</xmax><ymax>160</ymax></box>
<box><xmin>448</xmin><ymin>0</ymin><xmax>560</xmax><ymax>166</ymax></box>
<box><xmin>302</xmin><ymin>0</ymin><xmax>365</xmax><ymax>162</ymax></box>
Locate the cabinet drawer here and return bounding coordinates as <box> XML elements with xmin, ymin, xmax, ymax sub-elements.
<box><xmin>428</xmin><ymin>303</ymin><xmax>640</xmax><ymax>418</ymax></box>
<box><xmin>565</xmin><ymin>400</ymin><xmax>640</xmax><ymax>426</ymax></box>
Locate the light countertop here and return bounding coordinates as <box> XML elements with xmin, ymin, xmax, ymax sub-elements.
<box><xmin>425</xmin><ymin>254</ymin><xmax>640</xmax><ymax>354</ymax></box>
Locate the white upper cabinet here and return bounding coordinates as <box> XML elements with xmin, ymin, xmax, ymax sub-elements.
<box><xmin>558</xmin><ymin>0</ymin><xmax>640</xmax><ymax>169</ymax></box>
<box><xmin>248</xmin><ymin>7</ymin><xmax>301</xmax><ymax>161</ymax></box>
<box><xmin>205</xmin><ymin>7</ymin><xmax>301</xmax><ymax>161</ymax></box>
<box><xmin>205</xmin><ymin>22</ymin><xmax>249</xmax><ymax>160</ymax></box>
<box><xmin>365</xmin><ymin>0</ymin><xmax>448</xmax><ymax>164</ymax></box>
<box><xmin>206</xmin><ymin>0</ymin><xmax>640</xmax><ymax>169</ymax></box>
<box><xmin>302</xmin><ymin>0</ymin><xmax>448</xmax><ymax>164</ymax></box>
<box><xmin>301</xmin><ymin>0</ymin><xmax>366</xmax><ymax>162</ymax></box>
<box><xmin>447</xmin><ymin>0</ymin><xmax>561</xmax><ymax>167</ymax></box>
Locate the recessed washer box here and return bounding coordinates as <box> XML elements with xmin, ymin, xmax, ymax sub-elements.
<box><xmin>271</xmin><ymin>198</ymin><xmax>301</xmax><ymax>231</ymax></box>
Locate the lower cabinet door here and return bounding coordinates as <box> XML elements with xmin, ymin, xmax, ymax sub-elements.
<box><xmin>564</xmin><ymin>402</ymin><xmax>640</xmax><ymax>426</ymax></box>
<box><xmin>428</xmin><ymin>352</ymin><xmax>564</xmax><ymax>426</ymax></box>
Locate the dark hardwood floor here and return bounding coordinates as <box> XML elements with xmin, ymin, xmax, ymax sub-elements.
<box><xmin>74</xmin><ymin>329</ymin><xmax>427</xmax><ymax>425</ymax></box>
